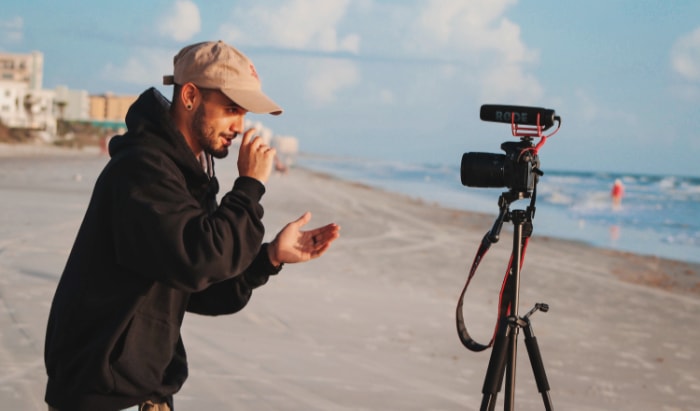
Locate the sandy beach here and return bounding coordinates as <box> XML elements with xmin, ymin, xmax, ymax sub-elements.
<box><xmin>1</xmin><ymin>144</ymin><xmax>699</xmax><ymax>410</ymax></box>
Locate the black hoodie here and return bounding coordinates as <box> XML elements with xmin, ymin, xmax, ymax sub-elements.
<box><xmin>44</xmin><ymin>88</ymin><xmax>281</xmax><ymax>410</ymax></box>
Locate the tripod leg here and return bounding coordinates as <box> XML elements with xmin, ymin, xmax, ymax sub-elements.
<box><xmin>523</xmin><ymin>321</ymin><xmax>553</xmax><ymax>411</ymax></box>
<box><xmin>480</xmin><ymin>320</ymin><xmax>513</xmax><ymax>411</ymax></box>
<box><xmin>503</xmin><ymin>326</ymin><xmax>519</xmax><ymax>411</ymax></box>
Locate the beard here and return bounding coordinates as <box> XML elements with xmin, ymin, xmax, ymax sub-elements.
<box><xmin>192</xmin><ymin>104</ymin><xmax>229</xmax><ymax>159</ymax></box>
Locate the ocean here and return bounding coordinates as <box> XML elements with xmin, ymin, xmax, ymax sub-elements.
<box><xmin>296</xmin><ymin>154</ymin><xmax>700</xmax><ymax>264</ymax></box>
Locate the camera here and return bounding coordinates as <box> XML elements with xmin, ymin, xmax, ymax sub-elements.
<box><xmin>460</xmin><ymin>140</ymin><xmax>539</xmax><ymax>193</ymax></box>
<box><xmin>460</xmin><ymin>104</ymin><xmax>559</xmax><ymax>194</ymax></box>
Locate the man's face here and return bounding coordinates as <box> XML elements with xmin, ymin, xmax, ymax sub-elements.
<box><xmin>191</xmin><ymin>89</ymin><xmax>247</xmax><ymax>159</ymax></box>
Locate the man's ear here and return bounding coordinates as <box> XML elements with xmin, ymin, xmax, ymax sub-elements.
<box><xmin>180</xmin><ymin>82</ymin><xmax>198</xmax><ymax>110</ymax></box>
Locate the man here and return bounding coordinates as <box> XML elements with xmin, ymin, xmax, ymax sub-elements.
<box><xmin>44</xmin><ymin>40</ymin><xmax>340</xmax><ymax>411</ymax></box>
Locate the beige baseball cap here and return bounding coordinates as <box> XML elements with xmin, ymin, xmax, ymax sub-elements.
<box><xmin>163</xmin><ymin>40</ymin><xmax>282</xmax><ymax>115</ymax></box>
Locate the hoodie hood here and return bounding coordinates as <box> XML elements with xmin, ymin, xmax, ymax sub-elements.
<box><xmin>108</xmin><ymin>88</ymin><xmax>208</xmax><ymax>179</ymax></box>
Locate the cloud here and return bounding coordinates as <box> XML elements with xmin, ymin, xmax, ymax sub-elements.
<box><xmin>213</xmin><ymin>0</ymin><xmax>540</xmax><ymax>106</ymax></box>
<box><xmin>573</xmin><ymin>88</ymin><xmax>637</xmax><ymax>128</ymax></box>
<box><xmin>156</xmin><ymin>0</ymin><xmax>201</xmax><ymax>42</ymax></box>
<box><xmin>671</xmin><ymin>27</ymin><xmax>700</xmax><ymax>82</ymax></box>
<box><xmin>216</xmin><ymin>0</ymin><xmax>361</xmax><ymax>103</ymax></box>
<box><xmin>305</xmin><ymin>59</ymin><xmax>359</xmax><ymax>104</ymax></box>
<box><xmin>218</xmin><ymin>0</ymin><xmax>359</xmax><ymax>53</ymax></box>
<box><xmin>415</xmin><ymin>1</ymin><xmax>522</xmax><ymax>54</ymax></box>
<box><xmin>0</xmin><ymin>16</ymin><xmax>23</xmax><ymax>45</ymax></box>
<box><xmin>379</xmin><ymin>89</ymin><xmax>395</xmax><ymax>104</ymax></box>
<box><xmin>101</xmin><ymin>50</ymin><xmax>173</xmax><ymax>86</ymax></box>
<box><xmin>408</xmin><ymin>0</ymin><xmax>540</xmax><ymax>101</ymax></box>
<box><xmin>480</xmin><ymin>63</ymin><xmax>542</xmax><ymax>103</ymax></box>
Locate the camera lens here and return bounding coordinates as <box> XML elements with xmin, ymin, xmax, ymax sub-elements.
<box><xmin>461</xmin><ymin>152</ymin><xmax>506</xmax><ymax>188</ymax></box>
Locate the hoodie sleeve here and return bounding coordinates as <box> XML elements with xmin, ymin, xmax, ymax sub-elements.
<box><xmin>186</xmin><ymin>243</ymin><xmax>283</xmax><ymax>315</ymax></box>
<box><xmin>110</xmin><ymin>148</ymin><xmax>266</xmax><ymax>292</ymax></box>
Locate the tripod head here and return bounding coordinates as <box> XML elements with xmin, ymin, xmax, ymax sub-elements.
<box><xmin>486</xmin><ymin>188</ymin><xmax>538</xmax><ymax>245</ymax></box>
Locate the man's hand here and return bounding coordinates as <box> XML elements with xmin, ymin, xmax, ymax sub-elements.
<box><xmin>267</xmin><ymin>212</ymin><xmax>340</xmax><ymax>267</ymax></box>
<box><xmin>237</xmin><ymin>128</ymin><xmax>275</xmax><ymax>184</ymax></box>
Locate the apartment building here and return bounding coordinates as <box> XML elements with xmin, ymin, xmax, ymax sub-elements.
<box><xmin>0</xmin><ymin>50</ymin><xmax>43</xmax><ymax>90</ymax></box>
<box><xmin>55</xmin><ymin>85</ymin><xmax>90</xmax><ymax>121</ymax></box>
<box><xmin>89</xmin><ymin>93</ymin><xmax>137</xmax><ymax>122</ymax></box>
<box><xmin>0</xmin><ymin>50</ymin><xmax>137</xmax><ymax>138</ymax></box>
<box><xmin>0</xmin><ymin>51</ymin><xmax>57</xmax><ymax>133</ymax></box>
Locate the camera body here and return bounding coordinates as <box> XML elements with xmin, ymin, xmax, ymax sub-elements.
<box><xmin>461</xmin><ymin>140</ymin><xmax>540</xmax><ymax>194</ymax></box>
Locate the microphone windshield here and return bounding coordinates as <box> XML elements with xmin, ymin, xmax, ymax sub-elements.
<box><xmin>480</xmin><ymin>105</ymin><xmax>557</xmax><ymax>130</ymax></box>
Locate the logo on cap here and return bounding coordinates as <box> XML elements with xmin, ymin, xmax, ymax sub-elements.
<box><xmin>249</xmin><ymin>64</ymin><xmax>259</xmax><ymax>81</ymax></box>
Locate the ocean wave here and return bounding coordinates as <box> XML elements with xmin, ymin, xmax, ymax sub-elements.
<box><xmin>297</xmin><ymin>155</ymin><xmax>700</xmax><ymax>262</ymax></box>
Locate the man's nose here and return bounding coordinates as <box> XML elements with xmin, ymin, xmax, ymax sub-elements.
<box><xmin>230</xmin><ymin>115</ymin><xmax>245</xmax><ymax>134</ymax></box>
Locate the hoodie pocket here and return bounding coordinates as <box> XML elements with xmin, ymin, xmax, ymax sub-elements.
<box><xmin>109</xmin><ymin>313</ymin><xmax>178</xmax><ymax>394</ymax></box>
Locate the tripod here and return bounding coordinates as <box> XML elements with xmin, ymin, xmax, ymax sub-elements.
<box><xmin>479</xmin><ymin>191</ymin><xmax>553</xmax><ymax>411</ymax></box>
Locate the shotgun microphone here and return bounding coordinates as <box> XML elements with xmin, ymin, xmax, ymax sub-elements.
<box><xmin>480</xmin><ymin>104</ymin><xmax>559</xmax><ymax>130</ymax></box>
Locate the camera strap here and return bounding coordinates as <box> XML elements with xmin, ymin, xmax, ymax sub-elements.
<box><xmin>456</xmin><ymin>193</ymin><xmax>535</xmax><ymax>353</ymax></box>
<box><xmin>455</xmin><ymin>236</ymin><xmax>530</xmax><ymax>352</ymax></box>
<box><xmin>455</xmin><ymin>233</ymin><xmax>497</xmax><ymax>352</ymax></box>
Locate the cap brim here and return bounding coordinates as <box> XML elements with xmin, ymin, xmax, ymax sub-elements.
<box><xmin>222</xmin><ymin>89</ymin><xmax>283</xmax><ymax>116</ymax></box>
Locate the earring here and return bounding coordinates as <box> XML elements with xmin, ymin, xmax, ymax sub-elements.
<box><xmin>186</xmin><ymin>104</ymin><xmax>193</xmax><ymax>110</ymax></box>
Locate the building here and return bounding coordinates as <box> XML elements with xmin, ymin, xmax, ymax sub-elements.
<box><xmin>0</xmin><ymin>50</ymin><xmax>137</xmax><ymax>139</ymax></box>
<box><xmin>89</xmin><ymin>93</ymin><xmax>137</xmax><ymax>123</ymax></box>
<box><xmin>55</xmin><ymin>85</ymin><xmax>90</xmax><ymax>121</ymax></box>
<box><xmin>0</xmin><ymin>51</ymin><xmax>43</xmax><ymax>90</ymax></box>
<box><xmin>0</xmin><ymin>51</ymin><xmax>57</xmax><ymax>135</ymax></box>
<box><xmin>0</xmin><ymin>80</ymin><xmax>57</xmax><ymax>135</ymax></box>
<box><xmin>271</xmin><ymin>135</ymin><xmax>299</xmax><ymax>156</ymax></box>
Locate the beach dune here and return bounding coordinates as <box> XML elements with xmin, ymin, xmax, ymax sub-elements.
<box><xmin>0</xmin><ymin>145</ymin><xmax>698</xmax><ymax>410</ymax></box>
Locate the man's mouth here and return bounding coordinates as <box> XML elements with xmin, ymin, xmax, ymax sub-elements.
<box><xmin>221</xmin><ymin>135</ymin><xmax>235</xmax><ymax>146</ymax></box>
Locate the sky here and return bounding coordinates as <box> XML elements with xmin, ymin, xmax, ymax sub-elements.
<box><xmin>2</xmin><ymin>0</ymin><xmax>700</xmax><ymax>177</ymax></box>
